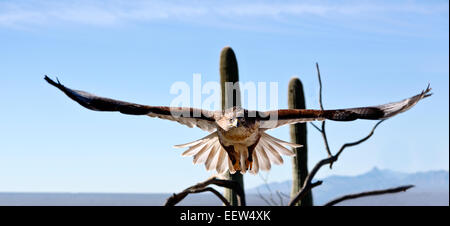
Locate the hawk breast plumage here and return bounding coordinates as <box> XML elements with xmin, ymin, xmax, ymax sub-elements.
<box><xmin>45</xmin><ymin>76</ymin><xmax>431</xmax><ymax>174</ymax></box>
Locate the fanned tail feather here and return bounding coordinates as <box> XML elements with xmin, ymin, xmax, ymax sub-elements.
<box><xmin>261</xmin><ymin>132</ymin><xmax>302</xmax><ymax>149</ymax></box>
<box><xmin>175</xmin><ymin>132</ymin><xmax>235</xmax><ymax>174</ymax></box>
<box><xmin>216</xmin><ymin>148</ymin><xmax>228</xmax><ymax>174</ymax></box>
<box><xmin>174</xmin><ymin>133</ymin><xmax>217</xmax><ymax>149</ymax></box>
<box><xmin>175</xmin><ymin>131</ymin><xmax>300</xmax><ymax>174</ymax></box>
<box><xmin>249</xmin><ymin>150</ymin><xmax>260</xmax><ymax>174</ymax></box>
<box><xmin>193</xmin><ymin>138</ymin><xmax>217</xmax><ymax>164</ymax></box>
<box><xmin>260</xmin><ymin>138</ymin><xmax>283</xmax><ymax>165</ymax></box>
<box><xmin>255</xmin><ymin>144</ymin><xmax>271</xmax><ymax>171</ymax></box>
<box><xmin>205</xmin><ymin>142</ymin><xmax>220</xmax><ymax>170</ymax></box>
<box><xmin>253</xmin><ymin>132</ymin><xmax>299</xmax><ymax>172</ymax></box>
<box><xmin>236</xmin><ymin>144</ymin><xmax>248</xmax><ymax>174</ymax></box>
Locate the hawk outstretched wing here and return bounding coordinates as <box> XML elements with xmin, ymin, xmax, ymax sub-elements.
<box><xmin>45</xmin><ymin>76</ymin><xmax>218</xmax><ymax>132</ymax></box>
<box><xmin>258</xmin><ymin>85</ymin><xmax>432</xmax><ymax>129</ymax></box>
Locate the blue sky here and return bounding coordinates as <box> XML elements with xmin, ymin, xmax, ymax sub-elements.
<box><xmin>0</xmin><ymin>0</ymin><xmax>448</xmax><ymax>193</ymax></box>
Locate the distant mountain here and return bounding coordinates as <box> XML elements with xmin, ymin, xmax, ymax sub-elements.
<box><xmin>0</xmin><ymin>168</ymin><xmax>447</xmax><ymax>206</ymax></box>
<box><xmin>247</xmin><ymin>168</ymin><xmax>449</xmax><ymax>206</ymax></box>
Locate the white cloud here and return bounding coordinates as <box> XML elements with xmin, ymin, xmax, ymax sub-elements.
<box><xmin>0</xmin><ymin>0</ymin><xmax>447</xmax><ymax>28</ymax></box>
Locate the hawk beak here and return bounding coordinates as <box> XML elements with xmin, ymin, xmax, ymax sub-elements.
<box><xmin>232</xmin><ymin>119</ymin><xmax>239</xmax><ymax>128</ymax></box>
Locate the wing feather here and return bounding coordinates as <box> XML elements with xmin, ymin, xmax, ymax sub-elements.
<box><xmin>45</xmin><ymin>76</ymin><xmax>218</xmax><ymax>132</ymax></box>
<box><xmin>258</xmin><ymin>86</ymin><xmax>431</xmax><ymax>129</ymax></box>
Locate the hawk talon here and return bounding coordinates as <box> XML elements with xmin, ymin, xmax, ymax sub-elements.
<box><xmin>233</xmin><ymin>161</ymin><xmax>241</xmax><ymax>171</ymax></box>
<box><xmin>245</xmin><ymin>159</ymin><xmax>253</xmax><ymax>170</ymax></box>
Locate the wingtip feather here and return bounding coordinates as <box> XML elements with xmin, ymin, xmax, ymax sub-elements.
<box><xmin>423</xmin><ymin>84</ymin><xmax>432</xmax><ymax>98</ymax></box>
<box><xmin>44</xmin><ymin>75</ymin><xmax>65</xmax><ymax>92</ymax></box>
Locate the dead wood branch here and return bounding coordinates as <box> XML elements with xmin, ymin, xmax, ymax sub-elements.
<box><xmin>324</xmin><ymin>185</ymin><xmax>414</xmax><ymax>206</ymax></box>
<box><xmin>289</xmin><ymin>63</ymin><xmax>386</xmax><ymax>206</ymax></box>
<box><xmin>314</xmin><ymin>63</ymin><xmax>333</xmax><ymax>158</ymax></box>
<box><xmin>256</xmin><ymin>173</ymin><xmax>281</xmax><ymax>206</ymax></box>
<box><xmin>165</xmin><ymin>176</ymin><xmax>246</xmax><ymax>206</ymax></box>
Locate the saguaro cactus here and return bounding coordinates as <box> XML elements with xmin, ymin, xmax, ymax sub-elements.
<box><xmin>220</xmin><ymin>46</ymin><xmax>244</xmax><ymax>206</ymax></box>
<box><xmin>289</xmin><ymin>77</ymin><xmax>313</xmax><ymax>206</ymax></box>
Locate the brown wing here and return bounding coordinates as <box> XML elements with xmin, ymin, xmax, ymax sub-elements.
<box><xmin>258</xmin><ymin>85</ymin><xmax>432</xmax><ymax>129</ymax></box>
<box><xmin>45</xmin><ymin>76</ymin><xmax>218</xmax><ymax>132</ymax></box>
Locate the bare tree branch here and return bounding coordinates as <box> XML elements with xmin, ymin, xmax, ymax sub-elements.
<box><xmin>316</xmin><ymin>62</ymin><xmax>324</xmax><ymax>111</ymax></box>
<box><xmin>334</xmin><ymin>119</ymin><xmax>385</xmax><ymax>160</ymax></box>
<box><xmin>188</xmin><ymin>187</ymin><xmax>231</xmax><ymax>206</ymax></box>
<box><xmin>276</xmin><ymin>190</ymin><xmax>285</xmax><ymax>206</ymax></box>
<box><xmin>323</xmin><ymin>185</ymin><xmax>414</xmax><ymax>206</ymax></box>
<box><xmin>279</xmin><ymin>191</ymin><xmax>291</xmax><ymax>199</ymax></box>
<box><xmin>315</xmin><ymin>63</ymin><xmax>332</xmax><ymax>158</ymax></box>
<box><xmin>257</xmin><ymin>173</ymin><xmax>295</xmax><ymax>206</ymax></box>
<box><xmin>256</xmin><ymin>173</ymin><xmax>280</xmax><ymax>206</ymax></box>
<box><xmin>289</xmin><ymin>63</ymin><xmax>386</xmax><ymax>206</ymax></box>
<box><xmin>165</xmin><ymin>176</ymin><xmax>245</xmax><ymax>206</ymax></box>
<box><xmin>310</xmin><ymin>122</ymin><xmax>322</xmax><ymax>133</ymax></box>
<box><xmin>257</xmin><ymin>188</ymin><xmax>274</xmax><ymax>206</ymax></box>
<box><xmin>288</xmin><ymin>180</ymin><xmax>322</xmax><ymax>206</ymax></box>
<box><xmin>290</xmin><ymin>120</ymin><xmax>385</xmax><ymax>206</ymax></box>
<box><xmin>321</xmin><ymin>121</ymin><xmax>333</xmax><ymax>158</ymax></box>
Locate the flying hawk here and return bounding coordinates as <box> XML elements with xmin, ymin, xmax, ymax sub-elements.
<box><xmin>45</xmin><ymin>76</ymin><xmax>431</xmax><ymax>174</ymax></box>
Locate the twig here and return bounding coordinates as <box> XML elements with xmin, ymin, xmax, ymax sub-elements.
<box><xmin>321</xmin><ymin>121</ymin><xmax>333</xmax><ymax>159</ymax></box>
<box><xmin>276</xmin><ymin>190</ymin><xmax>285</xmax><ymax>206</ymax></box>
<box><xmin>335</xmin><ymin>119</ymin><xmax>385</xmax><ymax>159</ymax></box>
<box><xmin>289</xmin><ymin>63</ymin><xmax>386</xmax><ymax>206</ymax></box>
<box><xmin>289</xmin><ymin>120</ymin><xmax>384</xmax><ymax>206</ymax></box>
<box><xmin>316</xmin><ymin>62</ymin><xmax>324</xmax><ymax>110</ymax></box>
<box><xmin>257</xmin><ymin>188</ymin><xmax>274</xmax><ymax>206</ymax></box>
<box><xmin>310</xmin><ymin>122</ymin><xmax>322</xmax><ymax>133</ymax></box>
<box><xmin>323</xmin><ymin>185</ymin><xmax>414</xmax><ymax>206</ymax></box>
<box><xmin>278</xmin><ymin>191</ymin><xmax>291</xmax><ymax>199</ymax></box>
<box><xmin>257</xmin><ymin>173</ymin><xmax>291</xmax><ymax>206</ymax></box>
<box><xmin>165</xmin><ymin>176</ymin><xmax>245</xmax><ymax>206</ymax></box>
<box><xmin>257</xmin><ymin>173</ymin><xmax>279</xmax><ymax>206</ymax></box>
<box><xmin>190</xmin><ymin>187</ymin><xmax>231</xmax><ymax>206</ymax></box>
<box><xmin>288</xmin><ymin>180</ymin><xmax>322</xmax><ymax>206</ymax></box>
<box><xmin>313</xmin><ymin>63</ymin><xmax>386</xmax><ymax>168</ymax></box>
<box><xmin>315</xmin><ymin>63</ymin><xmax>333</xmax><ymax>158</ymax></box>
<box><xmin>288</xmin><ymin>157</ymin><xmax>328</xmax><ymax>206</ymax></box>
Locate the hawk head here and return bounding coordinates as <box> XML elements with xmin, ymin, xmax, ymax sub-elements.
<box><xmin>216</xmin><ymin>107</ymin><xmax>250</xmax><ymax>131</ymax></box>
